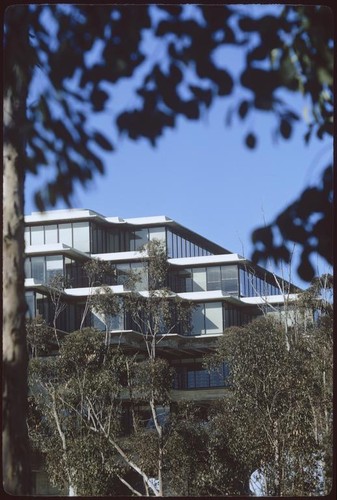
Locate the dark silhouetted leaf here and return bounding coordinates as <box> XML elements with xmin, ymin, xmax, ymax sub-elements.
<box><xmin>238</xmin><ymin>100</ymin><xmax>250</xmax><ymax>119</ymax></box>
<box><xmin>245</xmin><ymin>132</ymin><xmax>257</xmax><ymax>149</ymax></box>
<box><xmin>93</xmin><ymin>131</ymin><xmax>114</xmax><ymax>151</ymax></box>
<box><xmin>280</xmin><ymin>118</ymin><xmax>292</xmax><ymax>139</ymax></box>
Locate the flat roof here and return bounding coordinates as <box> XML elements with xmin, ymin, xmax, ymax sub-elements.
<box><xmin>24</xmin><ymin>209</ymin><xmax>229</xmax><ymax>254</ymax></box>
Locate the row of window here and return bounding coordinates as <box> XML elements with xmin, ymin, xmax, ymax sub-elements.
<box><xmin>191</xmin><ymin>302</ymin><xmax>259</xmax><ymax>334</ymax></box>
<box><xmin>25</xmin><ymin>291</ymin><xmax>259</xmax><ymax>335</ymax></box>
<box><xmin>170</xmin><ymin>265</ymin><xmax>282</xmax><ymax>297</ymax></box>
<box><xmin>25</xmin><ymin>222</ymin><xmax>91</xmax><ymax>252</ymax></box>
<box><xmin>91</xmin><ymin>223</ymin><xmax>166</xmax><ymax>254</ymax></box>
<box><xmin>25</xmin><ymin>255</ymin><xmax>149</xmax><ymax>291</ymax></box>
<box><xmin>173</xmin><ymin>363</ymin><xmax>230</xmax><ymax>389</ymax></box>
<box><xmin>24</xmin><ymin>254</ymin><xmax>283</xmax><ymax>311</ymax></box>
<box><xmin>25</xmin><ymin>222</ymin><xmax>212</xmax><ymax>258</ymax></box>
<box><xmin>170</xmin><ymin>265</ymin><xmax>239</xmax><ymax>294</ymax></box>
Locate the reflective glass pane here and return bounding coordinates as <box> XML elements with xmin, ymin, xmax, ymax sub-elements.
<box><xmin>116</xmin><ymin>263</ymin><xmax>130</xmax><ymax>286</ymax></box>
<box><xmin>221</xmin><ymin>265</ymin><xmax>238</xmax><ymax>279</ymax></box>
<box><xmin>31</xmin><ymin>226</ymin><xmax>44</xmax><ymax>245</ymax></box>
<box><xmin>46</xmin><ymin>255</ymin><xmax>63</xmax><ymax>282</ymax></box>
<box><xmin>191</xmin><ymin>304</ymin><xmax>205</xmax><ymax>334</ymax></box>
<box><xmin>187</xmin><ymin>371</ymin><xmax>196</xmax><ymax>388</ymax></box>
<box><xmin>149</xmin><ymin>227</ymin><xmax>166</xmax><ymax>242</ymax></box>
<box><xmin>222</xmin><ymin>278</ymin><xmax>238</xmax><ymax>294</ymax></box>
<box><xmin>205</xmin><ymin>302</ymin><xmax>223</xmax><ymax>333</ymax></box>
<box><xmin>25</xmin><ymin>291</ymin><xmax>35</xmax><ymax>318</ymax></box>
<box><xmin>45</xmin><ymin>225</ymin><xmax>58</xmax><ymax>244</ymax></box>
<box><xmin>131</xmin><ymin>262</ymin><xmax>148</xmax><ymax>290</ymax></box>
<box><xmin>73</xmin><ymin>222</ymin><xmax>90</xmax><ymax>252</ymax></box>
<box><xmin>195</xmin><ymin>370</ymin><xmax>209</xmax><ymax>387</ymax></box>
<box><xmin>24</xmin><ymin>258</ymin><xmax>31</xmax><ymax>279</ymax></box>
<box><xmin>207</xmin><ymin>266</ymin><xmax>221</xmax><ymax>291</ymax></box>
<box><xmin>59</xmin><ymin>224</ymin><xmax>72</xmax><ymax>246</ymax></box>
<box><xmin>31</xmin><ymin>257</ymin><xmax>45</xmax><ymax>283</ymax></box>
<box><xmin>192</xmin><ymin>268</ymin><xmax>206</xmax><ymax>291</ymax></box>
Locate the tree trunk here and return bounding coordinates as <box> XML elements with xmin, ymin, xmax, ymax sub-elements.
<box><xmin>3</xmin><ymin>6</ymin><xmax>32</xmax><ymax>494</ymax></box>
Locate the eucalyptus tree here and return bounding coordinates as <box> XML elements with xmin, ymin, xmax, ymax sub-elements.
<box><xmin>28</xmin><ymin>327</ymin><xmax>126</xmax><ymax>496</ymax></box>
<box><xmin>26</xmin><ymin>316</ymin><xmax>52</xmax><ymax>359</ymax></box>
<box><xmin>28</xmin><ymin>240</ymin><xmax>194</xmax><ymax>496</ymax></box>
<box><xmin>4</xmin><ymin>4</ymin><xmax>333</xmax><ymax>492</ymax></box>
<box><xmin>80</xmin><ymin>259</ymin><xmax>116</xmax><ymax>331</ymax></box>
<box><xmin>47</xmin><ymin>273</ymin><xmax>69</xmax><ymax>347</ymax></box>
<box><xmin>206</xmin><ymin>308</ymin><xmax>333</xmax><ymax>495</ymax></box>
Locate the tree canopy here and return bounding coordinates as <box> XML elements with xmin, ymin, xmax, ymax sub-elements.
<box><xmin>4</xmin><ymin>4</ymin><xmax>333</xmax><ymax>281</ymax></box>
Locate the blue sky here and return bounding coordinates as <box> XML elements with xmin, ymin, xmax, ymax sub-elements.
<box><xmin>24</xmin><ymin>5</ymin><xmax>333</xmax><ymax>289</ymax></box>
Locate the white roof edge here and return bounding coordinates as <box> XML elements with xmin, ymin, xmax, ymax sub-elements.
<box><xmin>169</xmin><ymin>254</ymin><xmax>245</xmax><ymax>266</ymax></box>
<box><xmin>178</xmin><ymin>291</ymin><xmax>232</xmax><ymax>301</ymax></box>
<box><xmin>92</xmin><ymin>251</ymin><xmax>143</xmax><ymax>261</ymax></box>
<box><xmin>241</xmin><ymin>294</ymin><xmax>299</xmax><ymax>305</ymax></box>
<box><xmin>25</xmin><ymin>243</ymin><xmax>89</xmax><ymax>259</ymax></box>
<box><xmin>123</xmin><ymin>215</ymin><xmax>173</xmax><ymax>225</ymax></box>
<box><xmin>25</xmin><ymin>211</ymin><xmax>173</xmax><ymax>227</ymax></box>
<box><xmin>25</xmin><ymin>208</ymin><xmax>107</xmax><ymax>223</ymax></box>
<box><xmin>64</xmin><ymin>285</ymin><xmax>125</xmax><ymax>296</ymax></box>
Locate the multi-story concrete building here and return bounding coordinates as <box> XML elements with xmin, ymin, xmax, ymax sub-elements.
<box><xmin>25</xmin><ymin>208</ymin><xmax>300</xmax><ymax>403</ymax></box>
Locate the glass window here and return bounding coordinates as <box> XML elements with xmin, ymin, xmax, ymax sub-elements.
<box><xmin>116</xmin><ymin>263</ymin><xmax>130</xmax><ymax>286</ymax></box>
<box><xmin>207</xmin><ymin>266</ymin><xmax>221</xmax><ymax>291</ymax></box>
<box><xmin>221</xmin><ymin>266</ymin><xmax>238</xmax><ymax>295</ymax></box>
<box><xmin>110</xmin><ymin>309</ymin><xmax>124</xmax><ymax>330</ymax></box>
<box><xmin>59</xmin><ymin>223</ymin><xmax>72</xmax><ymax>247</ymax></box>
<box><xmin>31</xmin><ymin>257</ymin><xmax>45</xmax><ymax>283</ymax></box>
<box><xmin>222</xmin><ymin>278</ymin><xmax>238</xmax><ymax>294</ymax></box>
<box><xmin>73</xmin><ymin>222</ymin><xmax>90</xmax><ymax>252</ymax></box>
<box><xmin>46</xmin><ymin>255</ymin><xmax>63</xmax><ymax>282</ymax></box>
<box><xmin>149</xmin><ymin>227</ymin><xmax>166</xmax><ymax>242</ymax></box>
<box><xmin>31</xmin><ymin>226</ymin><xmax>44</xmax><ymax>245</ymax></box>
<box><xmin>91</xmin><ymin>311</ymin><xmax>105</xmax><ymax>330</ymax></box>
<box><xmin>131</xmin><ymin>262</ymin><xmax>148</xmax><ymax>291</ymax></box>
<box><xmin>179</xmin><ymin>268</ymin><xmax>192</xmax><ymax>292</ymax></box>
<box><xmin>45</xmin><ymin>224</ymin><xmax>58</xmax><ymax>244</ymax></box>
<box><xmin>221</xmin><ymin>266</ymin><xmax>237</xmax><ymax>279</ymax></box>
<box><xmin>36</xmin><ymin>293</ymin><xmax>49</xmax><ymax>320</ymax></box>
<box><xmin>191</xmin><ymin>304</ymin><xmax>205</xmax><ymax>334</ymax></box>
<box><xmin>24</xmin><ymin>258</ymin><xmax>32</xmax><ymax>279</ymax></box>
<box><xmin>25</xmin><ymin>291</ymin><xmax>35</xmax><ymax>318</ymax></box>
<box><xmin>187</xmin><ymin>371</ymin><xmax>196</xmax><ymax>389</ymax></box>
<box><xmin>195</xmin><ymin>370</ymin><xmax>209</xmax><ymax>388</ymax></box>
<box><xmin>192</xmin><ymin>268</ymin><xmax>206</xmax><ymax>291</ymax></box>
<box><xmin>205</xmin><ymin>302</ymin><xmax>223</xmax><ymax>333</ymax></box>
<box><xmin>133</xmin><ymin>228</ymin><xmax>148</xmax><ymax>251</ymax></box>
<box><xmin>167</xmin><ymin>230</ymin><xmax>173</xmax><ymax>258</ymax></box>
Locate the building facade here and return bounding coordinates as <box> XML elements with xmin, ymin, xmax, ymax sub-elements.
<box><xmin>25</xmin><ymin>208</ymin><xmax>300</xmax><ymax>401</ymax></box>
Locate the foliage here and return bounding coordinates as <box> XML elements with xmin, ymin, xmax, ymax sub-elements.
<box><xmin>28</xmin><ymin>328</ymin><xmax>126</xmax><ymax>495</ymax></box>
<box><xmin>26</xmin><ymin>315</ymin><xmax>53</xmax><ymax>358</ymax></box>
<box><xmin>27</xmin><ymin>242</ymin><xmax>194</xmax><ymax>496</ymax></box>
<box><xmin>90</xmin><ymin>286</ymin><xmax>121</xmax><ymax>346</ymax></box>
<box><xmin>47</xmin><ymin>273</ymin><xmax>70</xmax><ymax>346</ymax></box>
<box><xmin>207</xmin><ymin>310</ymin><xmax>333</xmax><ymax>495</ymax></box>
<box><xmin>80</xmin><ymin>259</ymin><xmax>116</xmax><ymax>330</ymax></box>
<box><xmin>124</xmin><ymin>240</ymin><xmax>194</xmax><ymax>360</ymax></box>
